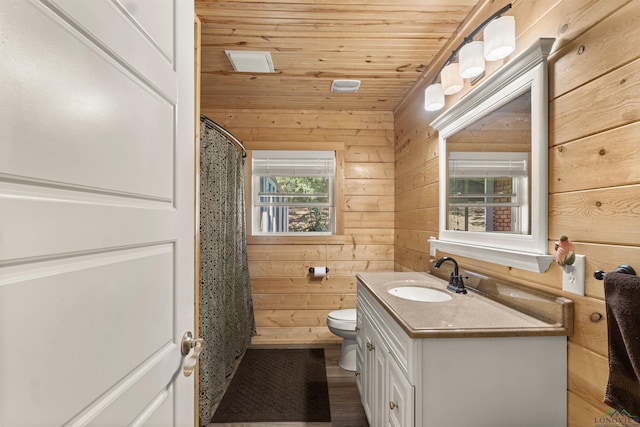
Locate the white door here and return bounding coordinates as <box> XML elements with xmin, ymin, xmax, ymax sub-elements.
<box><xmin>0</xmin><ymin>0</ymin><xmax>195</xmax><ymax>425</ymax></box>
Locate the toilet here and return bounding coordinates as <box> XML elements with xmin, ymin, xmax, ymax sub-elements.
<box><xmin>326</xmin><ymin>308</ymin><xmax>357</xmax><ymax>371</ymax></box>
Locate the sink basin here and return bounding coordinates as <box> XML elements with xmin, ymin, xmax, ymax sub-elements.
<box><xmin>387</xmin><ymin>281</ymin><xmax>452</xmax><ymax>302</ymax></box>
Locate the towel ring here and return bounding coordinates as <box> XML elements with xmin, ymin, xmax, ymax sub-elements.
<box><xmin>593</xmin><ymin>264</ymin><xmax>637</xmax><ymax>280</ymax></box>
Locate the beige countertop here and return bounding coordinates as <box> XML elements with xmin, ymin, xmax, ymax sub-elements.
<box><xmin>356</xmin><ymin>271</ymin><xmax>572</xmax><ymax>338</ymax></box>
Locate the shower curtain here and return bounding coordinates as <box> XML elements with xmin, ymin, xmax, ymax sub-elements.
<box><xmin>198</xmin><ymin>120</ymin><xmax>256</xmax><ymax>425</ymax></box>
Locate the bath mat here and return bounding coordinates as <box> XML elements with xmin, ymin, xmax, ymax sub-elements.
<box><xmin>210</xmin><ymin>348</ymin><xmax>332</xmax><ymax>423</ymax></box>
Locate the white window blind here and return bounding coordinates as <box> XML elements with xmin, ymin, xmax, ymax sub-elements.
<box><xmin>251</xmin><ymin>150</ymin><xmax>336</xmax><ymax>235</ymax></box>
<box><xmin>449</xmin><ymin>152</ymin><xmax>528</xmax><ymax>178</ymax></box>
<box><xmin>252</xmin><ymin>150</ymin><xmax>335</xmax><ymax>177</ymax></box>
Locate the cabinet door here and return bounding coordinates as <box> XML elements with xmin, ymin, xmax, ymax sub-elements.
<box><xmin>388</xmin><ymin>356</ymin><xmax>414</xmax><ymax>427</ymax></box>
<box><xmin>372</xmin><ymin>329</ymin><xmax>388</xmax><ymax>426</ymax></box>
<box><xmin>356</xmin><ymin>351</ymin><xmax>364</xmax><ymax>397</ymax></box>
<box><xmin>356</xmin><ymin>302</ymin><xmax>365</xmax><ymax>397</ymax></box>
<box><xmin>361</xmin><ymin>310</ymin><xmax>390</xmax><ymax>426</ymax></box>
<box><xmin>360</xmin><ymin>312</ymin><xmax>374</xmax><ymax>422</ymax></box>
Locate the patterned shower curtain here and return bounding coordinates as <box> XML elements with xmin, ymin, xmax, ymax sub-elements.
<box><xmin>199</xmin><ymin>120</ymin><xmax>256</xmax><ymax>425</ymax></box>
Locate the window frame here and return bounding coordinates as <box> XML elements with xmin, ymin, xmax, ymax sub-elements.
<box><xmin>247</xmin><ymin>148</ymin><xmax>344</xmax><ymax>241</ymax></box>
<box><xmin>447</xmin><ymin>151</ymin><xmax>529</xmax><ymax>234</ymax></box>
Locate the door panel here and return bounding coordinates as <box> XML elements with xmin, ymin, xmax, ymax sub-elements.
<box><xmin>115</xmin><ymin>0</ymin><xmax>175</xmax><ymax>61</ymax></box>
<box><xmin>0</xmin><ymin>0</ymin><xmax>194</xmax><ymax>425</ymax></box>
<box><xmin>388</xmin><ymin>359</ymin><xmax>414</xmax><ymax>427</ymax></box>
<box><xmin>0</xmin><ymin>0</ymin><xmax>174</xmax><ymax>199</ymax></box>
<box><xmin>373</xmin><ymin>330</ymin><xmax>387</xmax><ymax>425</ymax></box>
<box><xmin>82</xmin><ymin>355</ymin><xmax>178</xmax><ymax>426</ymax></box>
<box><xmin>38</xmin><ymin>0</ymin><xmax>176</xmax><ymax>97</ymax></box>
<box><xmin>1</xmin><ymin>246</ymin><xmax>179</xmax><ymax>425</ymax></box>
<box><xmin>1</xmin><ymin>182</ymin><xmax>175</xmax><ymax>261</ymax></box>
<box><xmin>138</xmin><ymin>393</ymin><xmax>174</xmax><ymax>427</ymax></box>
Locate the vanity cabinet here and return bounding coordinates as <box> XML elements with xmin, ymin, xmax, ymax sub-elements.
<box><xmin>357</xmin><ymin>289</ymin><xmax>414</xmax><ymax>427</ymax></box>
<box><xmin>356</xmin><ymin>277</ymin><xmax>568</xmax><ymax>427</ymax></box>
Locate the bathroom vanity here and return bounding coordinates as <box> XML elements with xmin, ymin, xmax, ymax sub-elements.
<box><xmin>355</xmin><ymin>271</ymin><xmax>572</xmax><ymax>427</ymax></box>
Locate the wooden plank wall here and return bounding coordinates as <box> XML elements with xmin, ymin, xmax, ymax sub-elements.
<box><xmin>200</xmin><ymin>109</ymin><xmax>395</xmax><ymax>344</ymax></box>
<box><xmin>394</xmin><ymin>0</ymin><xmax>640</xmax><ymax>425</ymax></box>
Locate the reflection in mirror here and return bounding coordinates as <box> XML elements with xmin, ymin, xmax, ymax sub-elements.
<box><xmin>446</xmin><ymin>90</ymin><xmax>531</xmax><ymax>234</ymax></box>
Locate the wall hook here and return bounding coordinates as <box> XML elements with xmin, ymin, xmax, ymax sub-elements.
<box><xmin>590</xmin><ymin>312</ymin><xmax>603</xmax><ymax>322</ymax></box>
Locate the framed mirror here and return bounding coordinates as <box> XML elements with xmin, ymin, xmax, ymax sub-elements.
<box><xmin>430</xmin><ymin>38</ymin><xmax>555</xmax><ymax>272</ymax></box>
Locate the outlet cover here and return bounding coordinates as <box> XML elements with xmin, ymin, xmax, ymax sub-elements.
<box><xmin>429</xmin><ymin>238</ymin><xmax>436</xmax><ymax>256</ymax></box>
<box><xmin>562</xmin><ymin>254</ymin><xmax>585</xmax><ymax>296</ymax></box>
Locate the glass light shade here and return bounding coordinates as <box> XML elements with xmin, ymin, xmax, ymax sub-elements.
<box><xmin>459</xmin><ymin>41</ymin><xmax>485</xmax><ymax>78</ymax></box>
<box><xmin>441</xmin><ymin>63</ymin><xmax>464</xmax><ymax>95</ymax></box>
<box><xmin>484</xmin><ymin>16</ymin><xmax>515</xmax><ymax>61</ymax></box>
<box><xmin>424</xmin><ymin>84</ymin><xmax>445</xmax><ymax>111</ymax></box>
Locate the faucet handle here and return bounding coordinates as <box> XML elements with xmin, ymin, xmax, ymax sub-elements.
<box><xmin>447</xmin><ymin>275</ymin><xmax>468</xmax><ymax>294</ymax></box>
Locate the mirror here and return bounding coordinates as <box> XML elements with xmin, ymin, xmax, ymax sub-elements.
<box><xmin>446</xmin><ymin>90</ymin><xmax>531</xmax><ymax>234</ymax></box>
<box><xmin>430</xmin><ymin>38</ymin><xmax>555</xmax><ymax>272</ymax></box>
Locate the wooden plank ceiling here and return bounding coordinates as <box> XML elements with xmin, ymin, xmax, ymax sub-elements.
<box><xmin>196</xmin><ymin>0</ymin><xmax>481</xmax><ymax>111</ymax></box>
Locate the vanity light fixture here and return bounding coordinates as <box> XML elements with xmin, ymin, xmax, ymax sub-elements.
<box><xmin>424</xmin><ymin>3</ymin><xmax>515</xmax><ymax>112</ymax></box>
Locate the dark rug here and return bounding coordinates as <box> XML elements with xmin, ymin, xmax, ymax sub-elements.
<box><xmin>210</xmin><ymin>348</ymin><xmax>332</xmax><ymax>423</ymax></box>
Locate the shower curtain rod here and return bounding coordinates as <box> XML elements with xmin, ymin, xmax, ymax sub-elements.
<box><xmin>200</xmin><ymin>114</ymin><xmax>247</xmax><ymax>158</ymax></box>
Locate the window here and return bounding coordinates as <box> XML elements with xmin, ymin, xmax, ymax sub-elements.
<box><xmin>252</xmin><ymin>150</ymin><xmax>336</xmax><ymax>235</ymax></box>
<box><xmin>448</xmin><ymin>152</ymin><xmax>529</xmax><ymax>234</ymax></box>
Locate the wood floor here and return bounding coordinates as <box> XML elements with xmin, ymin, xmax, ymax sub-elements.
<box><xmin>207</xmin><ymin>344</ymin><xmax>370</xmax><ymax>427</ymax></box>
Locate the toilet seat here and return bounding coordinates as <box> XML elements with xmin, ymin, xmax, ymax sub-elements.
<box><xmin>327</xmin><ymin>308</ymin><xmax>356</xmax><ymax>331</ymax></box>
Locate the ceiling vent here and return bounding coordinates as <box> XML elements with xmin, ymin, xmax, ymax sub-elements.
<box><xmin>225</xmin><ymin>50</ymin><xmax>274</xmax><ymax>73</ymax></box>
<box><xmin>331</xmin><ymin>79</ymin><xmax>361</xmax><ymax>93</ymax></box>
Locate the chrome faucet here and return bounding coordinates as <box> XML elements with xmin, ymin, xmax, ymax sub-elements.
<box><xmin>433</xmin><ymin>256</ymin><xmax>467</xmax><ymax>294</ymax></box>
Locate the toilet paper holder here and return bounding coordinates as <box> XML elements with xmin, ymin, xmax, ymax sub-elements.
<box><xmin>308</xmin><ymin>267</ymin><xmax>330</xmax><ymax>274</ymax></box>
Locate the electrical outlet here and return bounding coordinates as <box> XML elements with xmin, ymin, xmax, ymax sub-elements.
<box><xmin>562</xmin><ymin>254</ymin><xmax>585</xmax><ymax>296</ymax></box>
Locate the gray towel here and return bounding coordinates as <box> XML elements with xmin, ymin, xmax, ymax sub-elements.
<box><xmin>603</xmin><ymin>272</ymin><xmax>640</xmax><ymax>415</ymax></box>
